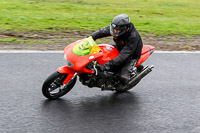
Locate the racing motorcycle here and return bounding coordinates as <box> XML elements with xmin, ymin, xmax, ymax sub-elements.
<box><xmin>42</xmin><ymin>36</ymin><xmax>155</xmax><ymax>100</ymax></box>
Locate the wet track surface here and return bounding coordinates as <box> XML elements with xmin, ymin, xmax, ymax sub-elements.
<box><xmin>0</xmin><ymin>52</ymin><xmax>200</xmax><ymax>133</ymax></box>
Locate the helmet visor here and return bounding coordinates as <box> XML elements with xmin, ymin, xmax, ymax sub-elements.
<box><xmin>110</xmin><ymin>24</ymin><xmax>127</xmax><ymax>37</ymax></box>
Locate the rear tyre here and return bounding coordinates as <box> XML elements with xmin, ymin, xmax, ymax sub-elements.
<box><xmin>42</xmin><ymin>71</ymin><xmax>77</xmax><ymax>100</ymax></box>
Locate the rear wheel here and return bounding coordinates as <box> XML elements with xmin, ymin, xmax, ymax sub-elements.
<box><xmin>42</xmin><ymin>72</ymin><xmax>77</xmax><ymax>100</ymax></box>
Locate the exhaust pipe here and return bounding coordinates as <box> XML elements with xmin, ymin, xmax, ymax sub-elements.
<box><xmin>122</xmin><ymin>65</ymin><xmax>154</xmax><ymax>90</ymax></box>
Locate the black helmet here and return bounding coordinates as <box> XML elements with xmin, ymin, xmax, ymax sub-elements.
<box><xmin>110</xmin><ymin>14</ymin><xmax>131</xmax><ymax>37</ymax></box>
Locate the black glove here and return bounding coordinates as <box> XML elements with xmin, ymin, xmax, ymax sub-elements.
<box><xmin>96</xmin><ymin>61</ymin><xmax>114</xmax><ymax>72</ymax></box>
<box><xmin>86</xmin><ymin>35</ymin><xmax>95</xmax><ymax>41</ymax></box>
<box><xmin>96</xmin><ymin>64</ymin><xmax>107</xmax><ymax>72</ymax></box>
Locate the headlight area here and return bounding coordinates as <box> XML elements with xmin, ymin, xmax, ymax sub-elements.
<box><xmin>63</xmin><ymin>55</ymin><xmax>74</xmax><ymax>67</ymax></box>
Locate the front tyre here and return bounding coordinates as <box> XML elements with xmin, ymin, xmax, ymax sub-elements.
<box><xmin>42</xmin><ymin>71</ymin><xmax>77</xmax><ymax>100</ymax></box>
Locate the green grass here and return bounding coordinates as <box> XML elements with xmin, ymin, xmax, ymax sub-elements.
<box><xmin>0</xmin><ymin>38</ymin><xmax>23</xmax><ymax>43</ymax></box>
<box><xmin>0</xmin><ymin>0</ymin><xmax>200</xmax><ymax>36</ymax></box>
<box><xmin>0</xmin><ymin>37</ymin><xmax>56</xmax><ymax>44</ymax></box>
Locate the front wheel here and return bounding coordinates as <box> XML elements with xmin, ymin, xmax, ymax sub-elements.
<box><xmin>42</xmin><ymin>71</ymin><xmax>77</xmax><ymax>100</ymax></box>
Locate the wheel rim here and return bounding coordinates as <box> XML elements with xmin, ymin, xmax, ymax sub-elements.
<box><xmin>47</xmin><ymin>75</ymin><xmax>68</xmax><ymax>96</ymax></box>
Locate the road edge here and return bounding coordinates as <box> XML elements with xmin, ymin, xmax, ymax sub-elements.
<box><xmin>0</xmin><ymin>50</ymin><xmax>200</xmax><ymax>53</ymax></box>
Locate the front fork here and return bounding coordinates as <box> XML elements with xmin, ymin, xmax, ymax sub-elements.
<box><xmin>92</xmin><ymin>61</ymin><xmax>98</xmax><ymax>76</ymax></box>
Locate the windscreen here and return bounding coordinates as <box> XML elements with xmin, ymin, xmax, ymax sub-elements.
<box><xmin>73</xmin><ymin>36</ymin><xmax>100</xmax><ymax>56</ymax></box>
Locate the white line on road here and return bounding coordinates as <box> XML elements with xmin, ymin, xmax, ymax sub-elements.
<box><xmin>154</xmin><ymin>51</ymin><xmax>200</xmax><ymax>53</ymax></box>
<box><xmin>0</xmin><ymin>50</ymin><xmax>63</xmax><ymax>53</ymax></box>
<box><xmin>0</xmin><ymin>50</ymin><xmax>200</xmax><ymax>54</ymax></box>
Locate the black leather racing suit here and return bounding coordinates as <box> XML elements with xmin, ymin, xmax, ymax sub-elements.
<box><xmin>91</xmin><ymin>23</ymin><xmax>143</xmax><ymax>84</ymax></box>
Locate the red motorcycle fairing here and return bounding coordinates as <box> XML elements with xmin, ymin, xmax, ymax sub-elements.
<box><xmin>57</xmin><ymin>39</ymin><xmax>155</xmax><ymax>85</ymax></box>
<box><xmin>98</xmin><ymin>44</ymin><xmax>155</xmax><ymax>66</ymax></box>
<box><xmin>63</xmin><ymin>40</ymin><xmax>104</xmax><ymax>73</ymax></box>
<box><xmin>136</xmin><ymin>45</ymin><xmax>155</xmax><ymax>67</ymax></box>
<box><xmin>97</xmin><ymin>44</ymin><xmax>119</xmax><ymax>65</ymax></box>
<box><xmin>57</xmin><ymin>66</ymin><xmax>75</xmax><ymax>84</ymax></box>
<box><xmin>57</xmin><ymin>40</ymin><xmax>104</xmax><ymax>84</ymax></box>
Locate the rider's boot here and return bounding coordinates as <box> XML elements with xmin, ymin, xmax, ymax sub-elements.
<box><xmin>137</xmin><ymin>64</ymin><xmax>144</xmax><ymax>72</ymax></box>
<box><xmin>118</xmin><ymin>59</ymin><xmax>138</xmax><ymax>90</ymax></box>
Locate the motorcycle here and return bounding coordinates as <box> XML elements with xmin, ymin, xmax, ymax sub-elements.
<box><xmin>42</xmin><ymin>36</ymin><xmax>155</xmax><ymax>100</ymax></box>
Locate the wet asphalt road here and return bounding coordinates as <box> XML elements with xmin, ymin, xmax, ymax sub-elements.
<box><xmin>0</xmin><ymin>52</ymin><xmax>200</xmax><ymax>133</ymax></box>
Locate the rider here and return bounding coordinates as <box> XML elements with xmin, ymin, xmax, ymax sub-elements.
<box><xmin>90</xmin><ymin>14</ymin><xmax>143</xmax><ymax>86</ymax></box>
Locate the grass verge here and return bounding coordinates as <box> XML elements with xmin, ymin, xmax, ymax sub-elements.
<box><xmin>0</xmin><ymin>0</ymin><xmax>199</xmax><ymax>37</ymax></box>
